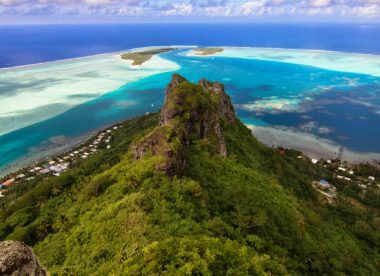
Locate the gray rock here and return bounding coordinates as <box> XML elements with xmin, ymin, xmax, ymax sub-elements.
<box><xmin>0</xmin><ymin>241</ymin><xmax>47</xmax><ymax>276</ymax></box>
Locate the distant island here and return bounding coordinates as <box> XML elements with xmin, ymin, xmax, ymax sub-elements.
<box><xmin>120</xmin><ymin>47</ymin><xmax>176</xmax><ymax>65</ymax></box>
<box><xmin>194</xmin><ymin>47</ymin><xmax>224</xmax><ymax>55</ymax></box>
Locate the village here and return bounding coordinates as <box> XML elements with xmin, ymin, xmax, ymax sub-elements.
<box><xmin>1</xmin><ymin>127</ymin><xmax>379</xmax><ymax>204</ymax></box>
<box><xmin>309</xmin><ymin>157</ymin><xmax>379</xmax><ymax>203</ymax></box>
<box><xmin>0</xmin><ymin>125</ymin><xmax>120</xmax><ymax>199</ymax></box>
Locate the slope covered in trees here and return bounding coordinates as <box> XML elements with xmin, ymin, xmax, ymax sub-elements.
<box><xmin>1</xmin><ymin>75</ymin><xmax>379</xmax><ymax>275</ymax></box>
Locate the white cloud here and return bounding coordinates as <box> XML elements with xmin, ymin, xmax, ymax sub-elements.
<box><xmin>240</xmin><ymin>1</ymin><xmax>266</xmax><ymax>15</ymax></box>
<box><xmin>308</xmin><ymin>0</ymin><xmax>333</xmax><ymax>8</ymax></box>
<box><xmin>0</xmin><ymin>0</ymin><xmax>380</xmax><ymax>20</ymax></box>
<box><xmin>165</xmin><ymin>3</ymin><xmax>193</xmax><ymax>16</ymax></box>
<box><xmin>351</xmin><ymin>4</ymin><xmax>380</xmax><ymax>16</ymax></box>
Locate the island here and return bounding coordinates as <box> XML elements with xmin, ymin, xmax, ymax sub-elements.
<box><xmin>1</xmin><ymin>75</ymin><xmax>380</xmax><ymax>275</ymax></box>
<box><xmin>194</xmin><ymin>47</ymin><xmax>224</xmax><ymax>55</ymax></box>
<box><xmin>120</xmin><ymin>47</ymin><xmax>176</xmax><ymax>65</ymax></box>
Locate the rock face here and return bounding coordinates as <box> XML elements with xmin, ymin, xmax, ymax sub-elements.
<box><xmin>0</xmin><ymin>241</ymin><xmax>47</xmax><ymax>276</ymax></box>
<box><xmin>132</xmin><ymin>74</ymin><xmax>236</xmax><ymax>176</ymax></box>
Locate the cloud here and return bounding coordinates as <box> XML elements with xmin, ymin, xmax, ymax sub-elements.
<box><xmin>307</xmin><ymin>0</ymin><xmax>333</xmax><ymax>8</ymax></box>
<box><xmin>165</xmin><ymin>3</ymin><xmax>193</xmax><ymax>16</ymax></box>
<box><xmin>0</xmin><ymin>0</ymin><xmax>380</xmax><ymax>21</ymax></box>
<box><xmin>0</xmin><ymin>0</ymin><xmax>140</xmax><ymax>5</ymax></box>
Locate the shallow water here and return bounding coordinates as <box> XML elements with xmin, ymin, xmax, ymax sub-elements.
<box><xmin>1</xmin><ymin>47</ymin><xmax>380</xmax><ymax>174</ymax></box>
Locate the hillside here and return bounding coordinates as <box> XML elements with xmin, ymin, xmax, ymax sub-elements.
<box><xmin>1</xmin><ymin>74</ymin><xmax>380</xmax><ymax>275</ymax></box>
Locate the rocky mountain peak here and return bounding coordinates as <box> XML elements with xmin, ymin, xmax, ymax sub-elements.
<box><xmin>132</xmin><ymin>74</ymin><xmax>236</xmax><ymax>176</ymax></box>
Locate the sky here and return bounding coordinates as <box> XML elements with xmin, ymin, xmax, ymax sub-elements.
<box><xmin>0</xmin><ymin>0</ymin><xmax>380</xmax><ymax>24</ymax></box>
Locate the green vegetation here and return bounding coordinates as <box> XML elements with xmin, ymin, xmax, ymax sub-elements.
<box><xmin>195</xmin><ymin>47</ymin><xmax>224</xmax><ymax>55</ymax></box>
<box><xmin>1</xmin><ymin>77</ymin><xmax>380</xmax><ymax>275</ymax></box>
<box><xmin>120</xmin><ymin>48</ymin><xmax>175</xmax><ymax>65</ymax></box>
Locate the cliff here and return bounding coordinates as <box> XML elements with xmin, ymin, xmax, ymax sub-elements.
<box><xmin>132</xmin><ymin>74</ymin><xmax>236</xmax><ymax>175</ymax></box>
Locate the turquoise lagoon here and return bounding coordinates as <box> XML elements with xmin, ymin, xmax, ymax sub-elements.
<box><xmin>1</xmin><ymin>47</ymin><xmax>380</xmax><ymax>175</ymax></box>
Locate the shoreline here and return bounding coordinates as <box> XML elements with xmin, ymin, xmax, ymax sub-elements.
<box><xmin>0</xmin><ymin>45</ymin><xmax>196</xmax><ymax>71</ymax></box>
<box><xmin>188</xmin><ymin>46</ymin><xmax>380</xmax><ymax>59</ymax></box>
<box><xmin>0</xmin><ymin>120</ymin><xmax>122</xmax><ymax>178</ymax></box>
<box><xmin>2</xmin><ymin>119</ymin><xmax>379</xmax><ymax>178</ymax></box>
<box><xmin>2</xmin><ymin>45</ymin><xmax>380</xmax><ymax>72</ymax></box>
<box><xmin>187</xmin><ymin>46</ymin><xmax>380</xmax><ymax>77</ymax></box>
<box><xmin>247</xmin><ymin>124</ymin><xmax>380</xmax><ymax>165</ymax></box>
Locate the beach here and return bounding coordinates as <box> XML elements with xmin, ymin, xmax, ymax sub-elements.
<box><xmin>0</xmin><ymin>50</ymin><xmax>180</xmax><ymax>137</ymax></box>
<box><xmin>247</xmin><ymin>124</ymin><xmax>380</xmax><ymax>164</ymax></box>
<box><xmin>187</xmin><ymin>47</ymin><xmax>380</xmax><ymax>78</ymax></box>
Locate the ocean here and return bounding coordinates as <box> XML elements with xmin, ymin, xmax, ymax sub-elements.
<box><xmin>1</xmin><ymin>23</ymin><xmax>380</xmax><ymax>175</ymax></box>
<box><xmin>2</xmin><ymin>23</ymin><xmax>380</xmax><ymax>68</ymax></box>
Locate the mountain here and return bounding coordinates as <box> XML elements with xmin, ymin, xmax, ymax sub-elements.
<box><xmin>1</xmin><ymin>75</ymin><xmax>380</xmax><ymax>275</ymax></box>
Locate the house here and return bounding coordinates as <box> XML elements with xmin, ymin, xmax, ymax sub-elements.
<box><xmin>358</xmin><ymin>183</ymin><xmax>367</xmax><ymax>189</ymax></box>
<box><xmin>338</xmin><ymin>167</ymin><xmax>347</xmax><ymax>172</ymax></box>
<box><xmin>16</xmin><ymin>174</ymin><xmax>26</xmax><ymax>179</ymax></box>
<box><xmin>368</xmin><ymin>176</ymin><xmax>375</xmax><ymax>181</ymax></box>
<box><xmin>337</xmin><ymin>175</ymin><xmax>344</xmax><ymax>179</ymax></box>
<box><xmin>0</xmin><ymin>191</ymin><xmax>5</xmax><ymax>198</ymax></box>
<box><xmin>319</xmin><ymin>179</ymin><xmax>330</xmax><ymax>187</ymax></box>
<box><xmin>49</xmin><ymin>163</ymin><xmax>69</xmax><ymax>173</ymax></box>
<box><xmin>349</xmin><ymin>170</ymin><xmax>354</xmax><ymax>175</ymax></box>
<box><xmin>3</xmin><ymin>178</ymin><xmax>15</xmax><ymax>186</ymax></box>
<box><xmin>40</xmin><ymin>168</ymin><xmax>51</xmax><ymax>174</ymax></box>
<box><xmin>311</xmin><ymin>159</ymin><xmax>319</xmax><ymax>164</ymax></box>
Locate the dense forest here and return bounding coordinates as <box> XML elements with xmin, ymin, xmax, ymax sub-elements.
<box><xmin>1</xmin><ymin>75</ymin><xmax>380</xmax><ymax>275</ymax></box>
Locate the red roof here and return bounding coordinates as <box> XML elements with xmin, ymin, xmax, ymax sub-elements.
<box><xmin>3</xmin><ymin>179</ymin><xmax>15</xmax><ymax>186</ymax></box>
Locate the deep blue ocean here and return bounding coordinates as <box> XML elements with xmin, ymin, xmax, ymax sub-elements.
<box><xmin>1</xmin><ymin>24</ymin><xmax>380</xmax><ymax>68</ymax></box>
<box><xmin>1</xmin><ymin>24</ymin><xmax>380</xmax><ymax>175</ymax></box>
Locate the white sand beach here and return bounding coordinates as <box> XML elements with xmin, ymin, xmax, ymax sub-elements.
<box><xmin>187</xmin><ymin>47</ymin><xmax>380</xmax><ymax>77</ymax></box>
<box><xmin>0</xmin><ymin>51</ymin><xmax>180</xmax><ymax>136</ymax></box>
<box><xmin>247</xmin><ymin>124</ymin><xmax>380</xmax><ymax>164</ymax></box>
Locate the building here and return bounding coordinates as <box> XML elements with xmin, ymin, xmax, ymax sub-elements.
<box><xmin>368</xmin><ymin>176</ymin><xmax>375</xmax><ymax>181</ymax></box>
<box><xmin>3</xmin><ymin>178</ymin><xmax>15</xmax><ymax>187</ymax></box>
<box><xmin>16</xmin><ymin>174</ymin><xmax>26</xmax><ymax>179</ymax></box>
<box><xmin>40</xmin><ymin>168</ymin><xmax>50</xmax><ymax>174</ymax></box>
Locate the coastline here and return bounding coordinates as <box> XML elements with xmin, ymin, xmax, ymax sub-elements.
<box><xmin>0</xmin><ymin>50</ymin><xmax>180</xmax><ymax>137</ymax></box>
<box><xmin>2</xmin><ymin>119</ymin><xmax>379</xmax><ymax>178</ymax></box>
<box><xmin>0</xmin><ymin>45</ymin><xmax>196</xmax><ymax>71</ymax></box>
<box><xmin>0</xmin><ymin>120</ymin><xmax>122</xmax><ymax>178</ymax></box>
<box><xmin>186</xmin><ymin>46</ymin><xmax>380</xmax><ymax>77</ymax></box>
<box><xmin>0</xmin><ymin>135</ymin><xmax>87</xmax><ymax>178</ymax></box>
<box><xmin>247</xmin><ymin>124</ymin><xmax>380</xmax><ymax>165</ymax></box>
